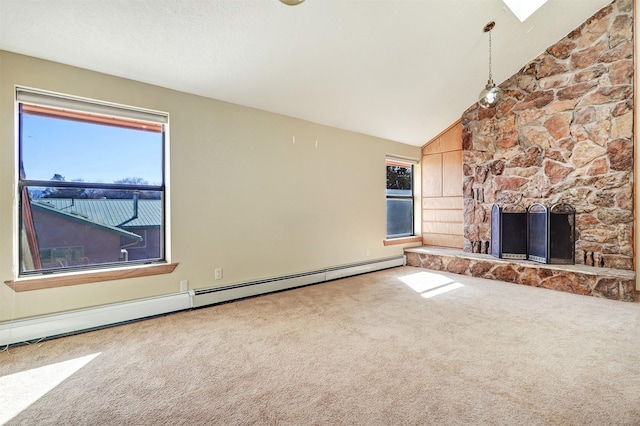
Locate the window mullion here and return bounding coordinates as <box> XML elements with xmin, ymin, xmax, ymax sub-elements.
<box><xmin>19</xmin><ymin>180</ymin><xmax>163</xmax><ymax>192</ymax></box>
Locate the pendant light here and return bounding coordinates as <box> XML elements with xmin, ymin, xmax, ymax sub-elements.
<box><xmin>279</xmin><ymin>0</ymin><xmax>305</xmax><ymax>5</ymax></box>
<box><xmin>478</xmin><ymin>21</ymin><xmax>502</xmax><ymax>109</ymax></box>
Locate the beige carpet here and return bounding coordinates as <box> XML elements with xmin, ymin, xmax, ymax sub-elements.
<box><xmin>1</xmin><ymin>266</ymin><xmax>639</xmax><ymax>425</ymax></box>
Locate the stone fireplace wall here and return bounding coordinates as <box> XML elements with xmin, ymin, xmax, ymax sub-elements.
<box><xmin>462</xmin><ymin>0</ymin><xmax>634</xmax><ymax>270</ymax></box>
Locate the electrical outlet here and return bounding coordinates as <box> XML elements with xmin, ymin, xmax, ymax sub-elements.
<box><xmin>214</xmin><ymin>268</ymin><xmax>223</xmax><ymax>280</ymax></box>
<box><xmin>180</xmin><ymin>280</ymin><xmax>188</xmax><ymax>292</ymax></box>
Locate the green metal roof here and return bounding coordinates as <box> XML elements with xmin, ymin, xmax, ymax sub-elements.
<box><xmin>31</xmin><ymin>201</ymin><xmax>143</xmax><ymax>241</ymax></box>
<box><xmin>31</xmin><ymin>198</ymin><xmax>162</xmax><ymax>228</ymax></box>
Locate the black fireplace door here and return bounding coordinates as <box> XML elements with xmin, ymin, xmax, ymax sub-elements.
<box><xmin>548</xmin><ymin>203</ymin><xmax>575</xmax><ymax>264</ymax></box>
<box><xmin>527</xmin><ymin>203</ymin><xmax>575</xmax><ymax>265</ymax></box>
<box><xmin>491</xmin><ymin>204</ymin><xmax>527</xmax><ymax>260</ymax></box>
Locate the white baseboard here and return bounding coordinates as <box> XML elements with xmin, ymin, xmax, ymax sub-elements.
<box><xmin>193</xmin><ymin>256</ymin><xmax>405</xmax><ymax>308</ymax></box>
<box><xmin>1</xmin><ymin>256</ymin><xmax>405</xmax><ymax>347</ymax></box>
<box><xmin>0</xmin><ymin>292</ymin><xmax>192</xmax><ymax>347</ymax></box>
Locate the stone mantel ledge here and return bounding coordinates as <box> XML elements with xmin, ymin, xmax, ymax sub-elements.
<box><xmin>405</xmin><ymin>246</ymin><xmax>635</xmax><ymax>302</ymax></box>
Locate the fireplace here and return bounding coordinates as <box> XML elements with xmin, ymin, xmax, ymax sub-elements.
<box><xmin>491</xmin><ymin>203</ymin><xmax>575</xmax><ymax>265</ymax></box>
<box><xmin>426</xmin><ymin>0</ymin><xmax>634</xmax><ymax>300</ymax></box>
<box><xmin>458</xmin><ymin>0</ymin><xmax>633</xmax><ymax>272</ymax></box>
<box><xmin>527</xmin><ymin>203</ymin><xmax>575</xmax><ymax>265</ymax></box>
<box><xmin>490</xmin><ymin>204</ymin><xmax>527</xmax><ymax>260</ymax></box>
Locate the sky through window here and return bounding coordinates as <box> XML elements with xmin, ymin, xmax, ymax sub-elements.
<box><xmin>21</xmin><ymin>114</ymin><xmax>163</xmax><ymax>185</ymax></box>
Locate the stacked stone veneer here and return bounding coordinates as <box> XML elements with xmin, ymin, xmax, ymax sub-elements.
<box><xmin>405</xmin><ymin>248</ymin><xmax>635</xmax><ymax>301</ymax></box>
<box><xmin>462</xmin><ymin>0</ymin><xmax>634</xmax><ymax>271</ymax></box>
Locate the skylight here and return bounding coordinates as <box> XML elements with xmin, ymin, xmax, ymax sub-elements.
<box><xmin>503</xmin><ymin>0</ymin><xmax>548</xmax><ymax>22</ymax></box>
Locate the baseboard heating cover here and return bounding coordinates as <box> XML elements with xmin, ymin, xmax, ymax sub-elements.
<box><xmin>0</xmin><ymin>292</ymin><xmax>192</xmax><ymax>347</ymax></box>
<box><xmin>0</xmin><ymin>255</ymin><xmax>404</xmax><ymax>346</ymax></box>
<box><xmin>192</xmin><ymin>255</ymin><xmax>405</xmax><ymax>308</ymax></box>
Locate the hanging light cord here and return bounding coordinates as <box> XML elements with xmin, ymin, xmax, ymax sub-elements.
<box><xmin>482</xmin><ymin>21</ymin><xmax>496</xmax><ymax>83</ymax></box>
<box><xmin>478</xmin><ymin>20</ymin><xmax>501</xmax><ymax>108</ymax></box>
<box><xmin>488</xmin><ymin>30</ymin><xmax>493</xmax><ymax>82</ymax></box>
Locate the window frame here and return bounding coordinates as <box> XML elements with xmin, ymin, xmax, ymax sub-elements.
<box><xmin>14</xmin><ymin>87</ymin><xmax>172</xmax><ymax>282</ymax></box>
<box><xmin>385</xmin><ymin>156</ymin><xmax>418</xmax><ymax>241</ymax></box>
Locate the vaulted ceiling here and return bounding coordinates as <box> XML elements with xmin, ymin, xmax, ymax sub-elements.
<box><xmin>0</xmin><ymin>0</ymin><xmax>612</xmax><ymax>146</ymax></box>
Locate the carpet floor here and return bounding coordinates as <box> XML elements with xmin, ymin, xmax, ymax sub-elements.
<box><xmin>1</xmin><ymin>266</ymin><xmax>639</xmax><ymax>425</ymax></box>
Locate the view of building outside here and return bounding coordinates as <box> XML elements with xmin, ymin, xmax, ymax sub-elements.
<box><xmin>19</xmin><ymin>107</ymin><xmax>165</xmax><ymax>274</ymax></box>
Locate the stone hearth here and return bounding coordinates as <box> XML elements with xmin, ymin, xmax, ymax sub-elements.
<box><xmin>405</xmin><ymin>246</ymin><xmax>635</xmax><ymax>302</ymax></box>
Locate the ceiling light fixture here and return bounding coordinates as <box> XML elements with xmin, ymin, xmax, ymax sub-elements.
<box><xmin>279</xmin><ymin>0</ymin><xmax>305</xmax><ymax>5</ymax></box>
<box><xmin>478</xmin><ymin>21</ymin><xmax>502</xmax><ymax>109</ymax></box>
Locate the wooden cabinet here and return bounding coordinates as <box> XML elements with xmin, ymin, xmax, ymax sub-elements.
<box><xmin>421</xmin><ymin>121</ymin><xmax>463</xmax><ymax>248</ymax></box>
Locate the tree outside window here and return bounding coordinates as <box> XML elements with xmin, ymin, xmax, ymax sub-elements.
<box><xmin>386</xmin><ymin>161</ymin><xmax>414</xmax><ymax>238</ymax></box>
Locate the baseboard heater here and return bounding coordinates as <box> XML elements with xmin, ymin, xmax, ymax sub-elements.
<box><xmin>0</xmin><ymin>255</ymin><xmax>404</xmax><ymax>347</ymax></box>
<box><xmin>192</xmin><ymin>255</ymin><xmax>405</xmax><ymax>308</ymax></box>
<box><xmin>0</xmin><ymin>292</ymin><xmax>192</xmax><ymax>348</ymax></box>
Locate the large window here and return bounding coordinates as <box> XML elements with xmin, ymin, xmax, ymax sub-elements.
<box><xmin>386</xmin><ymin>158</ymin><xmax>415</xmax><ymax>239</ymax></box>
<box><xmin>17</xmin><ymin>88</ymin><xmax>168</xmax><ymax>276</ymax></box>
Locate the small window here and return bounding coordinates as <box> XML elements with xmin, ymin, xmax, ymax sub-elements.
<box><xmin>17</xmin><ymin>88</ymin><xmax>168</xmax><ymax>276</ymax></box>
<box><xmin>386</xmin><ymin>158</ymin><xmax>415</xmax><ymax>238</ymax></box>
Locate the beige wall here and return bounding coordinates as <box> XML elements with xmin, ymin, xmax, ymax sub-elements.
<box><xmin>0</xmin><ymin>51</ymin><xmax>420</xmax><ymax>321</ymax></box>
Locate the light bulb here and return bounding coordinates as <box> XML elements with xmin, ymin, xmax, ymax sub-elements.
<box><xmin>478</xmin><ymin>80</ymin><xmax>502</xmax><ymax>109</ymax></box>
